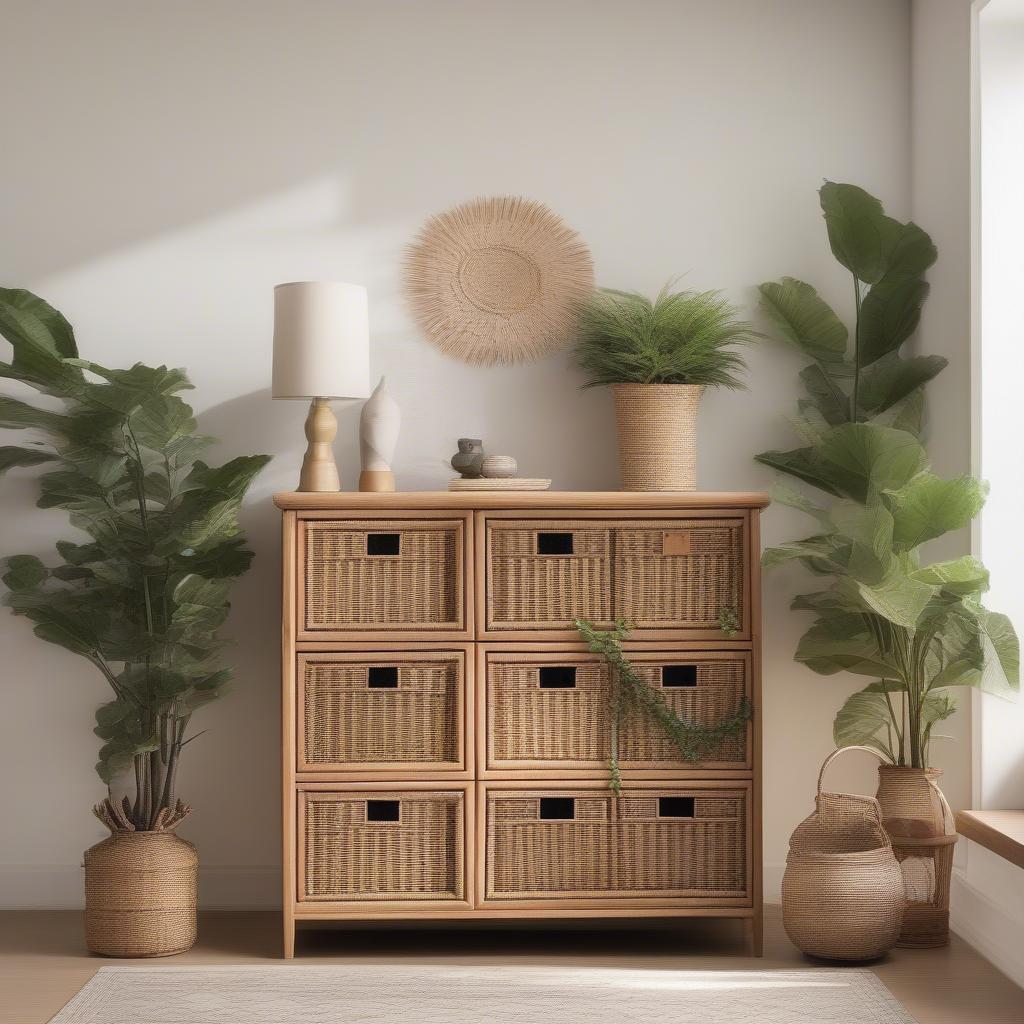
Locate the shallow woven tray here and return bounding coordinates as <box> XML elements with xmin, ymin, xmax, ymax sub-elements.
<box><xmin>448</xmin><ymin>478</ymin><xmax>551</xmax><ymax>491</ymax></box>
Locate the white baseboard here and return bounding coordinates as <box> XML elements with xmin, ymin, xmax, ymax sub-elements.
<box><xmin>950</xmin><ymin>863</ymin><xmax>1024</xmax><ymax>989</ymax></box>
<box><xmin>764</xmin><ymin>861</ymin><xmax>785</xmax><ymax>903</ymax></box>
<box><xmin>0</xmin><ymin>864</ymin><xmax>279</xmax><ymax>910</ymax></box>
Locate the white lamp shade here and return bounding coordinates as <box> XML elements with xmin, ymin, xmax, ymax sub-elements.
<box><xmin>272</xmin><ymin>281</ymin><xmax>371</xmax><ymax>399</ymax></box>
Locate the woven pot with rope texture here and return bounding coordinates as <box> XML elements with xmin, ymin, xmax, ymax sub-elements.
<box><xmin>876</xmin><ymin>765</ymin><xmax>957</xmax><ymax>948</ymax></box>
<box><xmin>782</xmin><ymin>746</ymin><xmax>905</xmax><ymax>961</ymax></box>
<box><xmin>612</xmin><ymin>383</ymin><xmax>703</xmax><ymax>491</ymax></box>
<box><xmin>84</xmin><ymin>831</ymin><xmax>197</xmax><ymax>957</ymax></box>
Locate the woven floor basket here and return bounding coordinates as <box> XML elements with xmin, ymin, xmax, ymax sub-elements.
<box><xmin>84</xmin><ymin>831</ymin><xmax>198</xmax><ymax>957</ymax></box>
<box><xmin>782</xmin><ymin>747</ymin><xmax>905</xmax><ymax>961</ymax></box>
<box><xmin>876</xmin><ymin>764</ymin><xmax>957</xmax><ymax>948</ymax></box>
<box><xmin>612</xmin><ymin>383</ymin><xmax>703</xmax><ymax>491</ymax></box>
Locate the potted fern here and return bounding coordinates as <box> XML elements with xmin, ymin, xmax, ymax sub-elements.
<box><xmin>0</xmin><ymin>288</ymin><xmax>269</xmax><ymax>956</ymax></box>
<box><xmin>575</xmin><ymin>284</ymin><xmax>755</xmax><ymax>490</ymax></box>
<box><xmin>757</xmin><ymin>184</ymin><xmax>1019</xmax><ymax>946</ymax></box>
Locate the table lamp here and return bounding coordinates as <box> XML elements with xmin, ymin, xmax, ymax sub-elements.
<box><xmin>272</xmin><ymin>281</ymin><xmax>371</xmax><ymax>491</ymax></box>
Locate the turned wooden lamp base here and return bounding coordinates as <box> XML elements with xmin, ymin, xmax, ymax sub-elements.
<box><xmin>298</xmin><ymin>398</ymin><xmax>341</xmax><ymax>492</ymax></box>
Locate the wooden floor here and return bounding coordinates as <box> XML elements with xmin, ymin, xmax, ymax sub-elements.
<box><xmin>2</xmin><ymin>907</ymin><xmax>1021</xmax><ymax>1023</ymax></box>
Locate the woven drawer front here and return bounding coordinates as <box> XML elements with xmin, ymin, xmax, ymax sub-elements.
<box><xmin>304</xmin><ymin>520</ymin><xmax>461</xmax><ymax>630</ymax></box>
<box><xmin>487</xmin><ymin>656</ymin><xmax>611</xmax><ymax>764</ymax></box>
<box><xmin>485</xmin><ymin>788</ymin><xmax>748</xmax><ymax>900</ymax></box>
<box><xmin>618</xmin><ymin>657</ymin><xmax>748</xmax><ymax>765</ymax></box>
<box><xmin>614</xmin><ymin>519</ymin><xmax>744</xmax><ymax>629</ymax></box>
<box><xmin>486</xmin><ymin>522</ymin><xmax>612</xmax><ymax>629</ymax></box>
<box><xmin>302</xmin><ymin>791</ymin><xmax>464</xmax><ymax>901</ymax></box>
<box><xmin>485</xmin><ymin>653</ymin><xmax>748</xmax><ymax>768</ymax></box>
<box><xmin>301</xmin><ymin>655</ymin><xmax>461</xmax><ymax>769</ymax></box>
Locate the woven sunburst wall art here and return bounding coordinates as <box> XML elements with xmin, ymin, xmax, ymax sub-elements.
<box><xmin>403</xmin><ymin>195</ymin><xmax>595</xmax><ymax>366</ymax></box>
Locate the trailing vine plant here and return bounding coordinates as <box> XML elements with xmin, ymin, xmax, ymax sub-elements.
<box><xmin>575</xmin><ymin>619</ymin><xmax>751</xmax><ymax>793</ymax></box>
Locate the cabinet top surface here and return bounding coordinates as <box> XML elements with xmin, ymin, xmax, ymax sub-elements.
<box><xmin>274</xmin><ymin>490</ymin><xmax>770</xmax><ymax>510</ymax></box>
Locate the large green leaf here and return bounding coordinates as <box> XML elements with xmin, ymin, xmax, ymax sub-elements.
<box><xmin>885</xmin><ymin>473</ymin><xmax>988</xmax><ymax>548</ymax></box>
<box><xmin>800</xmin><ymin>363</ymin><xmax>850</xmax><ymax>425</ymax></box>
<box><xmin>819</xmin><ymin>183</ymin><xmax>937</xmax><ymax>285</ymax></box>
<box><xmin>859</xmin><ymin>275</ymin><xmax>931</xmax><ymax>366</ymax></box>
<box><xmin>755</xmin><ymin>447</ymin><xmax>843</xmax><ymax>497</ymax></box>
<box><xmin>2</xmin><ymin>554</ymin><xmax>47</xmax><ymax>591</ymax></box>
<box><xmin>759</xmin><ymin>278</ymin><xmax>848</xmax><ymax>365</ymax></box>
<box><xmin>910</xmin><ymin>556</ymin><xmax>989</xmax><ymax>596</ymax></box>
<box><xmin>796</xmin><ymin>614</ymin><xmax>902</xmax><ymax>677</ymax></box>
<box><xmin>0</xmin><ymin>288</ymin><xmax>77</xmax><ymax>358</ymax></box>
<box><xmin>128</xmin><ymin>394</ymin><xmax>197</xmax><ymax>451</ymax></box>
<box><xmin>0</xmin><ymin>395</ymin><xmax>68</xmax><ymax>435</ymax></box>
<box><xmin>857</xmin><ymin>353</ymin><xmax>947</xmax><ymax>416</ymax></box>
<box><xmin>0</xmin><ymin>446</ymin><xmax>57</xmax><ymax>476</ymax></box>
<box><xmin>977</xmin><ymin>610</ymin><xmax>1020</xmax><ymax>695</ymax></box>
<box><xmin>871</xmin><ymin>388</ymin><xmax>924</xmax><ymax>436</ymax></box>
<box><xmin>922</xmin><ymin>690</ymin><xmax>957</xmax><ymax>727</ymax></box>
<box><xmin>833</xmin><ymin>684</ymin><xmax>895</xmax><ymax>755</ymax></box>
<box><xmin>816</xmin><ymin>423</ymin><xmax>927</xmax><ymax>501</ymax></box>
<box><xmin>169</xmin><ymin>573</ymin><xmax>232</xmax><ymax>633</ymax></box>
<box><xmin>820</xmin><ymin>183</ymin><xmax>896</xmax><ymax>283</ymax></box>
<box><xmin>855</xmin><ymin>565</ymin><xmax>934</xmax><ymax>628</ymax></box>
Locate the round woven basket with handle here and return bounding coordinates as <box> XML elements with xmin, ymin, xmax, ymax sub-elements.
<box><xmin>84</xmin><ymin>830</ymin><xmax>197</xmax><ymax>957</ymax></box>
<box><xmin>612</xmin><ymin>383</ymin><xmax>703</xmax><ymax>491</ymax></box>
<box><xmin>782</xmin><ymin>746</ymin><xmax>905</xmax><ymax>961</ymax></box>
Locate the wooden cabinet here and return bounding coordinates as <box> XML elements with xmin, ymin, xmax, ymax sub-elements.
<box><xmin>277</xmin><ymin>491</ymin><xmax>767</xmax><ymax>957</ymax></box>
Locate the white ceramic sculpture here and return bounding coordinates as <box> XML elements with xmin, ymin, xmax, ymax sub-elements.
<box><xmin>359</xmin><ymin>376</ymin><xmax>400</xmax><ymax>492</ymax></box>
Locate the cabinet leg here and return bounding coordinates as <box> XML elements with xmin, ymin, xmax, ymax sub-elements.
<box><xmin>744</xmin><ymin>917</ymin><xmax>763</xmax><ymax>957</ymax></box>
<box><xmin>283</xmin><ymin>921</ymin><xmax>295</xmax><ymax>959</ymax></box>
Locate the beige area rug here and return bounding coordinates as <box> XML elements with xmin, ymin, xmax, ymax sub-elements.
<box><xmin>51</xmin><ymin>964</ymin><xmax>919</xmax><ymax>1023</ymax></box>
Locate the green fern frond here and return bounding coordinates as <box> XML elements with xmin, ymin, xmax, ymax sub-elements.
<box><xmin>575</xmin><ymin>284</ymin><xmax>757</xmax><ymax>389</ymax></box>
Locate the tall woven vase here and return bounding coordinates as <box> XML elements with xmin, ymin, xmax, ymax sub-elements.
<box><xmin>875</xmin><ymin>766</ymin><xmax>957</xmax><ymax>948</ymax></box>
<box><xmin>84</xmin><ymin>831</ymin><xmax>198</xmax><ymax>957</ymax></box>
<box><xmin>612</xmin><ymin>383</ymin><xmax>703</xmax><ymax>491</ymax></box>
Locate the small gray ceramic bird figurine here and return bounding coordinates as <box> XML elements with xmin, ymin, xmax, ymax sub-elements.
<box><xmin>451</xmin><ymin>438</ymin><xmax>485</xmax><ymax>478</ymax></box>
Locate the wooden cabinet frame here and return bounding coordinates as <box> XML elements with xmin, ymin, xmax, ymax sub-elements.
<box><xmin>277</xmin><ymin>492</ymin><xmax>767</xmax><ymax>958</ymax></box>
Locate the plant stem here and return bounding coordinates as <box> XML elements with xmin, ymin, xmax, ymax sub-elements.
<box><xmin>851</xmin><ymin>275</ymin><xmax>863</xmax><ymax>421</ymax></box>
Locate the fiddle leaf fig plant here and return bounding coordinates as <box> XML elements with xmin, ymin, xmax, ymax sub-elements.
<box><xmin>757</xmin><ymin>184</ymin><xmax>1019</xmax><ymax>768</ymax></box>
<box><xmin>0</xmin><ymin>288</ymin><xmax>270</xmax><ymax>831</ymax></box>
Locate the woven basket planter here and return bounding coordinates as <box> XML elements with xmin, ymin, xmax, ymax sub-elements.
<box><xmin>84</xmin><ymin>831</ymin><xmax>198</xmax><ymax>957</ymax></box>
<box><xmin>782</xmin><ymin>748</ymin><xmax>905</xmax><ymax>961</ymax></box>
<box><xmin>875</xmin><ymin>765</ymin><xmax>957</xmax><ymax>948</ymax></box>
<box><xmin>612</xmin><ymin>383</ymin><xmax>703</xmax><ymax>491</ymax></box>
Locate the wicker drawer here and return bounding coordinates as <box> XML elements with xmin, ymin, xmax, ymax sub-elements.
<box><xmin>614</xmin><ymin>519</ymin><xmax>745</xmax><ymax>632</ymax></box>
<box><xmin>481</xmin><ymin>649</ymin><xmax>750</xmax><ymax>773</ymax></box>
<box><xmin>482</xmin><ymin>516</ymin><xmax>746</xmax><ymax>637</ymax></box>
<box><xmin>300</xmin><ymin>517</ymin><xmax>468</xmax><ymax>638</ymax></box>
<box><xmin>482</xmin><ymin>783</ymin><xmax>750</xmax><ymax>904</ymax></box>
<box><xmin>298</xmin><ymin>651</ymin><xmax>468</xmax><ymax>773</ymax></box>
<box><xmin>299</xmin><ymin>787</ymin><xmax>468</xmax><ymax>903</ymax></box>
<box><xmin>484</xmin><ymin>519</ymin><xmax>612</xmax><ymax>631</ymax></box>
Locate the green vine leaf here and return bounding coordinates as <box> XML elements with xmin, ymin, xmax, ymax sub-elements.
<box><xmin>718</xmin><ymin>605</ymin><xmax>741</xmax><ymax>637</ymax></box>
<box><xmin>575</xmin><ymin>619</ymin><xmax>751</xmax><ymax>794</ymax></box>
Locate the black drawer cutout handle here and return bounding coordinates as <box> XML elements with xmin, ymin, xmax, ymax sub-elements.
<box><xmin>662</xmin><ymin>665</ymin><xmax>698</xmax><ymax>687</ymax></box>
<box><xmin>367</xmin><ymin>666</ymin><xmax>399</xmax><ymax>689</ymax></box>
<box><xmin>539</xmin><ymin>797</ymin><xmax>575</xmax><ymax>820</ymax></box>
<box><xmin>366</xmin><ymin>799</ymin><xmax>401</xmax><ymax>822</ymax></box>
<box><xmin>367</xmin><ymin>533</ymin><xmax>401</xmax><ymax>556</ymax></box>
<box><xmin>659</xmin><ymin>796</ymin><xmax>695</xmax><ymax>818</ymax></box>
<box><xmin>537</xmin><ymin>532</ymin><xmax>574</xmax><ymax>555</ymax></box>
<box><xmin>539</xmin><ymin>666</ymin><xmax>577</xmax><ymax>689</ymax></box>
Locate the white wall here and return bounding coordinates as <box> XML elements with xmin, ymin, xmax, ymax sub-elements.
<box><xmin>950</xmin><ymin>0</ymin><xmax>1024</xmax><ymax>989</ymax></box>
<box><xmin>0</xmin><ymin>0</ymin><xmax>918</xmax><ymax>908</ymax></box>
